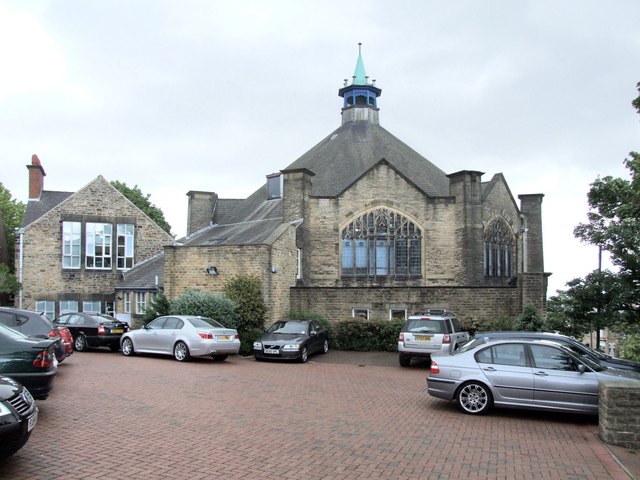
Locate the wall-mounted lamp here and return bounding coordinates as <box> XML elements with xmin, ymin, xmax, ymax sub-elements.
<box><xmin>205</xmin><ymin>266</ymin><xmax>219</xmax><ymax>276</ymax></box>
<box><xmin>271</xmin><ymin>266</ymin><xmax>278</xmax><ymax>274</ymax></box>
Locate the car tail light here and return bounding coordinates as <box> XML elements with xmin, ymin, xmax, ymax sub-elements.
<box><xmin>33</xmin><ymin>349</ymin><xmax>54</xmax><ymax>368</ymax></box>
<box><xmin>47</xmin><ymin>330</ymin><xmax>58</xmax><ymax>338</ymax></box>
<box><xmin>234</xmin><ymin>333</ymin><xmax>239</xmax><ymax>340</ymax></box>
<box><xmin>399</xmin><ymin>332</ymin><xmax>405</xmax><ymax>342</ymax></box>
<box><xmin>98</xmin><ymin>325</ymin><xmax>106</xmax><ymax>335</ymax></box>
<box><xmin>443</xmin><ymin>334</ymin><xmax>451</xmax><ymax>344</ymax></box>
<box><xmin>430</xmin><ymin>360</ymin><xmax>440</xmax><ymax>374</ymax></box>
<box><xmin>198</xmin><ymin>332</ymin><xmax>213</xmax><ymax>339</ymax></box>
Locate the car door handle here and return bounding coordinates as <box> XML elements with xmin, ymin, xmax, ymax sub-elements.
<box><xmin>534</xmin><ymin>371</ymin><xmax>548</xmax><ymax>376</ymax></box>
<box><xmin>483</xmin><ymin>367</ymin><xmax>497</xmax><ymax>371</ymax></box>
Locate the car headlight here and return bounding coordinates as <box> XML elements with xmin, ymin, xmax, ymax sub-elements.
<box><xmin>253</xmin><ymin>342</ymin><xmax>263</xmax><ymax>350</ymax></box>
<box><xmin>282</xmin><ymin>344</ymin><xmax>300</xmax><ymax>351</ymax></box>
<box><xmin>0</xmin><ymin>402</ymin><xmax>12</xmax><ymax>418</ymax></box>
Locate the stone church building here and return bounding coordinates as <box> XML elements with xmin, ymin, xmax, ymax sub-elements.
<box><xmin>162</xmin><ymin>49</ymin><xmax>549</xmax><ymax>325</ymax></box>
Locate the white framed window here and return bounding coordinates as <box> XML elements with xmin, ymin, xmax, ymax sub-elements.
<box><xmin>136</xmin><ymin>292</ymin><xmax>147</xmax><ymax>314</ymax></box>
<box><xmin>390</xmin><ymin>309</ymin><xmax>407</xmax><ymax>320</ymax></box>
<box><xmin>62</xmin><ymin>221</ymin><xmax>81</xmax><ymax>269</ymax></box>
<box><xmin>36</xmin><ymin>300</ymin><xmax>55</xmax><ymax>320</ymax></box>
<box><xmin>59</xmin><ymin>300</ymin><xmax>78</xmax><ymax>314</ymax></box>
<box><xmin>124</xmin><ymin>292</ymin><xmax>131</xmax><ymax>314</ymax></box>
<box><xmin>83</xmin><ymin>301</ymin><xmax>101</xmax><ymax>313</ymax></box>
<box><xmin>86</xmin><ymin>222</ymin><xmax>112</xmax><ymax>269</ymax></box>
<box><xmin>296</xmin><ymin>248</ymin><xmax>302</xmax><ymax>279</ymax></box>
<box><xmin>117</xmin><ymin>224</ymin><xmax>135</xmax><ymax>270</ymax></box>
<box><xmin>352</xmin><ymin>308</ymin><xmax>369</xmax><ymax>319</ymax></box>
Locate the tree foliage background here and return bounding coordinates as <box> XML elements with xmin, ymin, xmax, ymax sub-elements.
<box><xmin>111</xmin><ymin>181</ymin><xmax>172</xmax><ymax>235</ymax></box>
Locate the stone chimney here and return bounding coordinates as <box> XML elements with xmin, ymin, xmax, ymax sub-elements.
<box><xmin>28</xmin><ymin>154</ymin><xmax>46</xmax><ymax>200</ymax></box>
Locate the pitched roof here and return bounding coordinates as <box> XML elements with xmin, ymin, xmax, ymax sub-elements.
<box><xmin>282</xmin><ymin>121</ymin><xmax>450</xmax><ymax>197</ymax></box>
<box><xmin>116</xmin><ymin>253</ymin><xmax>164</xmax><ymax>290</ymax></box>
<box><xmin>23</xmin><ymin>190</ymin><xmax>73</xmax><ymax>227</ymax></box>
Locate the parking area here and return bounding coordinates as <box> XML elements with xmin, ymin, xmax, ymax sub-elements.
<box><xmin>1</xmin><ymin>350</ymin><xmax>636</xmax><ymax>479</ymax></box>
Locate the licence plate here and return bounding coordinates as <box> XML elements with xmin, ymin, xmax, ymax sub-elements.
<box><xmin>217</xmin><ymin>335</ymin><xmax>231</xmax><ymax>341</ymax></box>
<box><xmin>111</xmin><ymin>329</ymin><xmax>124</xmax><ymax>334</ymax></box>
<box><xmin>27</xmin><ymin>411</ymin><xmax>38</xmax><ymax>432</ymax></box>
<box><xmin>264</xmin><ymin>348</ymin><xmax>279</xmax><ymax>355</ymax></box>
<box><xmin>415</xmin><ymin>335</ymin><xmax>432</xmax><ymax>341</ymax></box>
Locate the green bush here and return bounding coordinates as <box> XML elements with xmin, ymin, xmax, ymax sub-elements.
<box><xmin>514</xmin><ymin>304</ymin><xmax>544</xmax><ymax>332</ymax></box>
<box><xmin>620</xmin><ymin>334</ymin><xmax>640</xmax><ymax>362</ymax></box>
<box><xmin>333</xmin><ymin>317</ymin><xmax>404</xmax><ymax>352</ymax></box>
<box><xmin>143</xmin><ymin>290</ymin><xmax>171</xmax><ymax>324</ymax></box>
<box><xmin>223</xmin><ymin>274</ymin><xmax>267</xmax><ymax>331</ymax></box>
<box><xmin>237</xmin><ymin>327</ymin><xmax>264</xmax><ymax>357</ymax></box>
<box><xmin>169</xmin><ymin>289</ymin><xmax>240</xmax><ymax>329</ymax></box>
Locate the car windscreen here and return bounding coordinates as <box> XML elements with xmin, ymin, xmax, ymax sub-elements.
<box><xmin>404</xmin><ymin>319</ymin><xmax>446</xmax><ymax>334</ymax></box>
<box><xmin>188</xmin><ymin>317</ymin><xmax>224</xmax><ymax>329</ymax></box>
<box><xmin>0</xmin><ymin>323</ymin><xmax>29</xmax><ymax>339</ymax></box>
<box><xmin>268</xmin><ymin>321</ymin><xmax>308</xmax><ymax>334</ymax></box>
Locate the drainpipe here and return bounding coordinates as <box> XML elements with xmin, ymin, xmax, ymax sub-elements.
<box><xmin>17</xmin><ymin>227</ymin><xmax>25</xmax><ymax>309</ymax></box>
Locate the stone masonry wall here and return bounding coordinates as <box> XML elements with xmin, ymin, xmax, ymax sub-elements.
<box><xmin>599</xmin><ymin>380</ymin><xmax>640</xmax><ymax>448</ymax></box>
<box><xmin>290</xmin><ymin>285</ymin><xmax>522</xmax><ymax>326</ymax></box>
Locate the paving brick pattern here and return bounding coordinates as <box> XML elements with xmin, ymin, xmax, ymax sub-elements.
<box><xmin>0</xmin><ymin>351</ymin><xmax>633</xmax><ymax>479</ymax></box>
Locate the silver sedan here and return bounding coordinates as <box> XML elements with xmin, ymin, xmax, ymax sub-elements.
<box><xmin>120</xmin><ymin>316</ymin><xmax>240</xmax><ymax>362</ymax></box>
<box><xmin>427</xmin><ymin>338</ymin><xmax>640</xmax><ymax>415</ymax></box>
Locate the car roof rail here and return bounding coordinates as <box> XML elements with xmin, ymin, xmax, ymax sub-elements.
<box><xmin>413</xmin><ymin>308</ymin><xmax>454</xmax><ymax>316</ymax></box>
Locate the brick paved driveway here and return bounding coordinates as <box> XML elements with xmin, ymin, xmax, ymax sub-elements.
<box><xmin>0</xmin><ymin>350</ymin><xmax>632</xmax><ymax>479</ymax></box>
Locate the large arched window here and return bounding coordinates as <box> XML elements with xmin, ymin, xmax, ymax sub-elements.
<box><xmin>341</xmin><ymin>209</ymin><xmax>422</xmax><ymax>278</ymax></box>
<box><xmin>484</xmin><ymin>218</ymin><xmax>516</xmax><ymax>278</ymax></box>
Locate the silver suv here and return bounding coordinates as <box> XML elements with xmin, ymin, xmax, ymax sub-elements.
<box><xmin>398</xmin><ymin>309</ymin><xmax>469</xmax><ymax>367</ymax></box>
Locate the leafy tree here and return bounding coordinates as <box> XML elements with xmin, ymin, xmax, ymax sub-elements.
<box><xmin>574</xmin><ymin>82</ymin><xmax>640</xmax><ymax>319</ymax></box>
<box><xmin>0</xmin><ymin>264</ymin><xmax>20</xmax><ymax>298</ymax></box>
<box><xmin>545</xmin><ymin>291</ymin><xmax>591</xmax><ymax>339</ymax></box>
<box><xmin>514</xmin><ymin>304</ymin><xmax>544</xmax><ymax>331</ymax></box>
<box><xmin>169</xmin><ymin>289</ymin><xmax>240</xmax><ymax>328</ymax></box>
<box><xmin>111</xmin><ymin>181</ymin><xmax>172</xmax><ymax>235</ymax></box>
<box><xmin>619</xmin><ymin>334</ymin><xmax>640</xmax><ymax>362</ymax></box>
<box><xmin>0</xmin><ymin>183</ymin><xmax>25</xmax><ymax>269</ymax></box>
<box><xmin>223</xmin><ymin>274</ymin><xmax>267</xmax><ymax>331</ymax></box>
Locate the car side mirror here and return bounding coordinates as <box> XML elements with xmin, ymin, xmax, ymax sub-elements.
<box><xmin>577</xmin><ymin>364</ymin><xmax>587</xmax><ymax>373</ymax></box>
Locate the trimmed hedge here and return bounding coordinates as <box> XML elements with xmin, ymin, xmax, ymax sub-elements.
<box><xmin>332</xmin><ymin>317</ymin><xmax>404</xmax><ymax>352</ymax></box>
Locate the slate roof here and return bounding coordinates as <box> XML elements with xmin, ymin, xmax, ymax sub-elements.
<box><xmin>282</xmin><ymin>121</ymin><xmax>450</xmax><ymax>198</ymax></box>
<box><xmin>23</xmin><ymin>191</ymin><xmax>73</xmax><ymax>227</ymax></box>
<box><xmin>116</xmin><ymin>253</ymin><xmax>164</xmax><ymax>290</ymax></box>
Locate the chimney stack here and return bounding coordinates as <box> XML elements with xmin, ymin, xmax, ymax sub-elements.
<box><xmin>28</xmin><ymin>154</ymin><xmax>46</xmax><ymax>200</ymax></box>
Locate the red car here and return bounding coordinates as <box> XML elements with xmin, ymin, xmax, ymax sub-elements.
<box><xmin>56</xmin><ymin>325</ymin><xmax>74</xmax><ymax>360</ymax></box>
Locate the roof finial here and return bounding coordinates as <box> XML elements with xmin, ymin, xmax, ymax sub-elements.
<box><xmin>358</xmin><ymin>42</ymin><xmax>362</xmax><ymax>55</ymax></box>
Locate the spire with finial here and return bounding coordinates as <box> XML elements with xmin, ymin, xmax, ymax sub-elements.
<box><xmin>338</xmin><ymin>43</ymin><xmax>382</xmax><ymax>125</ymax></box>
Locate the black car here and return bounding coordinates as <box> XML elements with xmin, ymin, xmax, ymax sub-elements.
<box><xmin>54</xmin><ymin>313</ymin><xmax>130</xmax><ymax>352</ymax></box>
<box><xmin>0</xmin><ymin>323</ymin><xmax>58</xmax><ymax>400</ymax></box>
<box><xmin>0</xmin><ymin>307</ymin><xmax>66</xmax><ymax>363</ymax></box>
<box><xmin>253</xmin><ymin>319</ymin><xmax>329</xmax><ymax>363</ymax></box>
<box><xmin>471</xmin><ymin>331</ymin><xmax>640</xmax><ymax>372</ymax></box>
<box><xmin>0</xmin><ymin>376</ymin><xmax>38</xmax><ymax>459</ymax></box>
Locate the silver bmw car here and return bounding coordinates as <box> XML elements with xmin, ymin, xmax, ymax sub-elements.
<box><xmin>120</xmin><ymin>315</ymin><xmax>240</xmax><ymax>362</ymax></box>
<box><xmin>427</xmin><ymin>338</ymin><xmax>640</xmax><ymax>415</ymax></box>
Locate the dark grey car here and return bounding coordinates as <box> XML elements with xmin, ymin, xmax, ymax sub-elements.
<box><xmin>253</xmin><ymin>319</ymin><xmax>329</xmax><ymax>363</ymax></box>
<box><xmin>427</xmin><ymin>338</ymin><xmax>640</xmax><ymax>415</ymax></box>
<box><xmin>471</xmin><ymin>331</ymin><xmax>640</xmax><ymax>372</ymax></box>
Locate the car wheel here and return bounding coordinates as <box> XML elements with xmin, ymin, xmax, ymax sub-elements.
<box><xmin>399</xmin><ymin>354</ymin><xmax>411</xmax><ymax>367</ymax></box>
<box><xmin>457</xmin><ymin>381</ymin><xmax>492</xmax><ymax>415</ymax></box>
<box><xmin>212</xmin><ymin>354</ymin><xmax>228</xmax><ymax>361</ymax></box>
<box><xmin>173</xmin><ymin>341</ymin><xmax>190</xmax><ymax>362</ymax></box>
<box><xmin>299</xmin><ymin>346</ymin><xmax>308</xmax><ymax>363</ymax></box>
<box><xmin>74</xmin><ymin>334</ymin><xmax>88</xmax><ymax>352</ymax></box>
<box><xmin>321</xmin><ymin>339</ymin><xmax>329</xmax><ymax>354</ymax></box>
<box><xmin>121</xmin><ymin>338</ymin><xmax>135</xmax><ymax>356</ymax></box>
<box><xmin>109</xmin><ymin>343</ymin><xmax>120</xmax><ymax>352</ymax></box>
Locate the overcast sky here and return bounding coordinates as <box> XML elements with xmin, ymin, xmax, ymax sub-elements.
<box><xmin>1</xmin><ymin>0</ymin><xmax>639</xmax><ymax>297</ymax></box>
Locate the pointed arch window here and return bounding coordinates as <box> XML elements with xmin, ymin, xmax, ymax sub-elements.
<box><xmin>484</xmin><ymin>218</ymin><xmax>515</xmax><ymax>278</ymax></box>
<box><xmin>341</xmin><ymin>209</ymin><xmax>421</xmax><ymax>278</ymax></box>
